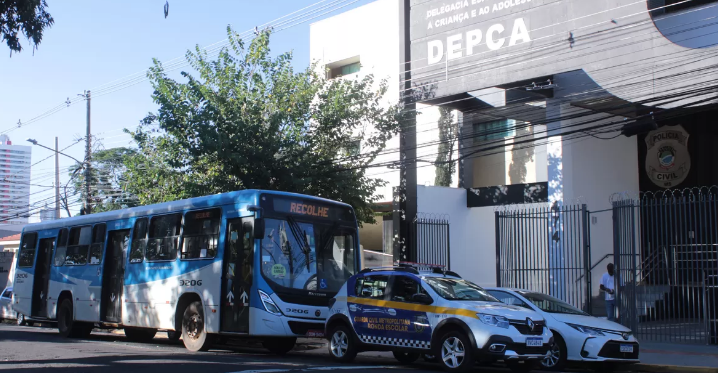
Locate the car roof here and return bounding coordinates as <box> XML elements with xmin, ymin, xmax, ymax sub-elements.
<box><xmin>484</xmin><ymin>287</ymin><xmax>533</xmax><ymax>293</ymax></box>
<box><xmin>356</xmin><ymin>269</ymin><xmax>461</xmax><ymax>279</ymax></box>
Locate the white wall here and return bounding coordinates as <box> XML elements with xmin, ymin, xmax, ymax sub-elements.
<box><xmin>310</xmin><ymin>0</ymin><xmax>453</xmax><ymax>202</ymax></box>
<box><xmin>416</xmin><ymin>185</ymin><xmax>496</xmax><ymax>287</ymax></box>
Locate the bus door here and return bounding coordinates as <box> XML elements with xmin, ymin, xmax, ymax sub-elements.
<box><xmin>102</xmin><ymin>229</ymin><xmax>130</xmax><ymax>323</ymax></box>
<box><xmin>31</xmin><ymin>237</ymin><xmax>55</xmax><ymax>318</ymax></box>
<box><xmin>220</xmin><ymin>218</ymin><xmax>254</xmax><ymax>333</ymax></box>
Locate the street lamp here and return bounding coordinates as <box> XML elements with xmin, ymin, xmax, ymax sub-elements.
<box><xmin>27</xmin><ymin>138</ymin><xmax>88</xmax><ymax>218</ymax></box>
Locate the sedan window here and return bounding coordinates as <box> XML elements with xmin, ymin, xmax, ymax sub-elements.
<box><xmin>487</xmin><ymin>290</ymin><xmax>532</xmax><ymax>309</ymax></box>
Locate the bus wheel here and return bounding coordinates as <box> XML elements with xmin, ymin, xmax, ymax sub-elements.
<box><xmin>182</xmin><ymin>301</ymin><xmax>213</xmax><ymax>352</ymax></box>
<box><xmin>17</xmin><ymin>313</ymin><xmax>27</xmax><ymax>326</ymax></box>
<box><xmin>58</xmin><ymin>300</ymin><xmax>79</xmax><ymax>338</ymax></box>
<box><xmin>262</xmin><ymin>337</ymin><xmax>297</xmax><ymax>355</ymax></box>
<box><xmin>124</xmin><ymin>327</ymin><xmax>157</xmax><ymax>342</ymax></box>
<box><xmin>167</xmin><ymin>330</ymin><xmax>181</xmax><ymax>341</ymax></box>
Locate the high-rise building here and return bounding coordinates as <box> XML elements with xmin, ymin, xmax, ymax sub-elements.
<box><xmin>0</xmin><ymin>135</ymin><xmax>32</xmax><ymax>232</ymax></box>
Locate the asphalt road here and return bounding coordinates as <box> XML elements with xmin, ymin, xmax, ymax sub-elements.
<box><xmin>0</xmin><ymin>323</ymin><xmax>559</xmax><ymax>373</ymax></box>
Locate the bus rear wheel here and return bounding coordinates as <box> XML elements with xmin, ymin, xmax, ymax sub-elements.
<box><xmin>182</xmin><ymin>301</ymin><xmax>213</xmax><ymax>352</ymax></box>
<box><xmin>263</xmin><ymin>337</ymin><xmax>297</xmax><ymax>355</ymax></box>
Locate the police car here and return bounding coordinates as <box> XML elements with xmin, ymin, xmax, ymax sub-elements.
<box><xmin>325</xmin><ymin>265</ymin><xmax>553</xmax><ymax>372</ymax></box>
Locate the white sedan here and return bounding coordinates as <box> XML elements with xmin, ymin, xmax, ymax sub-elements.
<box><xmin>0</xmin><ymin>287</ymin><xmax>34</xmax><ymax>326</ymax></box>
<box><xmin>485</xmin><ymin>287</ymin><xmax>639</xmax><ymax>371</ymax></box>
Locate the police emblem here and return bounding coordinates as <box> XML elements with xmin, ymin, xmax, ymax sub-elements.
<box><xmin>645</xmin><ymin>125</ymin><xmax>690</xmax><ymax>188</ymax></box>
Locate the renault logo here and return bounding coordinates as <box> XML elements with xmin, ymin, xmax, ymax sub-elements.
<box><xmin>622</xmin><ymin>333</ymin><xmax>629</xmax><ymax>340</ymax></box>
<box><xmin>527</xmin><ymin>318</ymin><xmax>535</xmax><ymax>331</ymax></box>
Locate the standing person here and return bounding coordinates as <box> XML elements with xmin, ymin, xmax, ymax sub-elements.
<box><xmin>600</xmin><ymin>263</ymin><xmax>616</xmax><ymax>321</ymax></box>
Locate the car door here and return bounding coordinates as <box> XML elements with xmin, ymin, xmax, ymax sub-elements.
<box><xmin>385</xmin><ymin>275</ymin><xmax>433</xmax><ymax>349</ymax></box>
<box><xmin>348</xmin><ymin>274</ymin><xmax>389</xmax><ymax>343</ymax></box>
<box><xmin>0</xmin><ymin>288</ymin><xmax>11</xmax><ymax>318</ymax></box>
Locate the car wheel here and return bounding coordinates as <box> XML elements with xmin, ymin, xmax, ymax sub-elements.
<box><xmin>540</xmin><ymin>335</ymin><xmax>567</xmax><ymax>371</ymax></box>
<box><xmin>393</xmin><ymin>351</ymin><xmax>420</xmax><ymax>364</ymax></box>
<box><xmin>181</xmin><ymin>301</ymin><xmax>213</xmax><ymax>352</ymax></box>
<box><xmin>327</xmin><ymin>324</ymin><xmax>358</xmax><ymax>363</ymax></box>
<box><xmin>263</xmin><ymin>337</ymin><xmax>297</xmax><ymax>355</ymax></box>
<box><xmin>437</xmin><ymin>330</ymin><xmax>475</xmax><ymax>372</ymax></box>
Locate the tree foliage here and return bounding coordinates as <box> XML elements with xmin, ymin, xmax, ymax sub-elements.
<box><xmin>1</xmin><ymin>0</ymin><xmax>54</xmax><ymax>56</ymax></box>
<box><xmin>123</xmin><ymin>27</ymin><xmax>406</xmax><ymax>224</ymax></box>
<box><xmin>434</xmin><ymin>107</ymin><xmax>457</xmax><ymax>187</ymax></box>
<box><xmin>66</xmin><ymin>147</ymin><xmax>139</xmax><ymax>216</ymax></box>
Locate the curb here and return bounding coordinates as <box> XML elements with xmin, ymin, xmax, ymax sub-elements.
<box><xmin>625</xmin><ymin>364</ymin><xmax>718</xmax><ymax>373</ymax></box>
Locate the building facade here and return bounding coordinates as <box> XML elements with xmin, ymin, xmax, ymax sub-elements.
<box><xmin>0</xmin><ymin>135</ymin><xmax>32</xmax><ymax>238</ymax></box>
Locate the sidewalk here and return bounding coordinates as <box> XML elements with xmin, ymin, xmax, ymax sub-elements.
<box><xmin>625</xmin><ymin>342</ymin><xmax>718</xmax><ymax>373</ymax></box>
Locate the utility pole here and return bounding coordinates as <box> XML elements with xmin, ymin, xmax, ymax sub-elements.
<box><xmin>84</xmin><ymin>90</ymin><xmax>92</xmax><ymax>215</ymax></box>
<box><xmin>55</xmin><ymin>137</ymin><xmax>60</xmax><ymax>219</ymax></box>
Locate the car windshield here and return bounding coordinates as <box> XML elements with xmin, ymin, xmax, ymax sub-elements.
<box><xmin>519</xmin><ymin>291</ymin><xmax>588</xmax><ymax>315</ymax></box>
<box><xmin>423</xmin><ymin>277</ymin><xmax>500</xmax><ymax>302</ymax></box>
<box><xmin>260</xmin><ymin>217</ymin><xmax>357</xmax><ymax>293</ymax></box>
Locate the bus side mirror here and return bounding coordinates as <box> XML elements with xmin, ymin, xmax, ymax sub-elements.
<box><xmin>250</xmin><ymin>219</ymin><xmax>265</xmax><ymax>239</ymax></box>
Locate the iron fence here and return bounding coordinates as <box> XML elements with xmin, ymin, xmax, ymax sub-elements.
<box><xmin>411</xmin><ymin>214</ymin><xmax>450</xmax><ymax>269</ymax></box>
<box><xmin>495</xmin><ymin>204</ymin><xmax>592</xmax><ymax>312</ymax></box>
<box><xmin>613</xmin><ymin>189</ymin><xmax>718</xmax><ymax>345</ymax></box>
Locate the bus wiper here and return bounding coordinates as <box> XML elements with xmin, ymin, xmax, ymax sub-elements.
<box><xmin>286</xmin><ymin>216</ymin><xmax>312</xmax><ymax>271</ymax></box>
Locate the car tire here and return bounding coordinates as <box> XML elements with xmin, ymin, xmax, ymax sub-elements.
<box><xmin>436</xmin><ymin>330</ymin><xmax>475</xmax><ymax>372</ymax></box>
<box><xmin>17</xmin><ymin>313</ymin><xmax>27</xmax><ymax>326</ymax></box>
<box><xmin>327</xmin><ymin>324</ymin><xmax>358</xmax><ymax>363</ymax></box>
<box><xmin>263</xmin><ymin>337</ymin><xmax>297</xmax><ymax>355</ymax></box>
<box><xmin>393</xmin><ymin>351</ymin><xmax>420</xmax><ymax>364</ymax></box>
<box><xmin>167</xmin><ymin>330</ymin><xmax>181</xmax><ymax>341</ymax></box>
<box><xmin>124</xmin><ymin>327</ymin><xmax>157</xmax><ymax>342</ymax></box>
<box><xmin>181</xmin><ymin>301</ymin><xmax>213</xmax><ymax>352</ymax></box>
<box><xmin>540</xmin><ymin>334</ymin><xmax>567</xmax><ymax>371</ymax></box>
<box><xmin>507</xmin><ymin>361</ymin><xmax>538</xmax><ymax>372</ymax></box>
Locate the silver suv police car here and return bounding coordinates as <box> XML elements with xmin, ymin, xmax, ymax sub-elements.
<box><xmin>325</xmin><ymin>266</ymin><xmax>553</xmax><ymax>372</ymax></box>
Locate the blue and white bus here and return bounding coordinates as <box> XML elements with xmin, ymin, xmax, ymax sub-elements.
<box><xmin>12</xmin><ymin>190</ymin><xmax>360</xmax><ymax>352</ymax></box>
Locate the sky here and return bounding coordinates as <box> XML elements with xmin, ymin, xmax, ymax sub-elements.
<box><xmin>0</xmin><ymin>0</ymin><xmax>374</xmax><ymax>220</ymax></box>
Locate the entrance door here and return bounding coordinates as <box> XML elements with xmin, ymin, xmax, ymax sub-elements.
<box><xmin>32</xmin><ymin>238</ymin><xmax>55</xmax><ymax>318</ymax></box>
<box><xmin>101</xmin><ymin>229</ymin><xmax>130</xmax><ymax>323</ymax></box>
<box><xmin>220</xmin><ymin>218</ymin><xmax>254</xmax><ymax>333</ymax></box>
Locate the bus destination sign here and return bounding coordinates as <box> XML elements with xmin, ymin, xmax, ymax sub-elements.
<box><xmin>269</xmin><ymin>197</ymin><xmax>352</xmax><ymax>221</ymax></box>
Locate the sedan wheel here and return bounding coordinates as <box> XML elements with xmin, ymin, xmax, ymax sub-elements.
<box><xmin>441</xmin><ymin>337</ymin><xmax>466</xmax><ymax>368</ymax></box>
<box><xmin>540</xmin><ymin>336</ymin><xmax>567</xmax><ymax>371</ymax></box>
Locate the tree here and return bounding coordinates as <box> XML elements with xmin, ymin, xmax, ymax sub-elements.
<box><xmin>65</xmin><ymin>147</ymin><xmax>139</xmax><ymax>216</ymax></box>
<box><xmin>123</xmin><ymin>27</ymin><xmax>406</xmax><ymax>224</ymax></box>
<box><xmin>1</xmin><ymin>0</ymin><xmax>54</xmax><ymax>56</ymax></box>
<box><xmin>434</xmin><ymin>107</ymin><xmax>458</xmax><ymax>187</ymax></box>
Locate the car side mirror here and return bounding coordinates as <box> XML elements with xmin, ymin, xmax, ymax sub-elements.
<box><xmin>412</xmin><ymin>293</ymin><xmax>433</xmax><ymax>304</ymax></box>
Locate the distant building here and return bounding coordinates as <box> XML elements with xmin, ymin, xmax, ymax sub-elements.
<box><xmin>0</xmin><ymin>135</ymin><xmax>31</xmax><ymax>237</ymax></box>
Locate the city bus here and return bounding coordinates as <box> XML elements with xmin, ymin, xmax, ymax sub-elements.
<box><xmin>11</xmin><ymin>190</ymin><xmax>360</xmax><ymax>352</ymax></box>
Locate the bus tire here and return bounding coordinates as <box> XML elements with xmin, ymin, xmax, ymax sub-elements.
<box><xmin>58</xmin><ymin>299</ymin><xmax>78</xmax><ymax>338</ymax></box>
<box><xmin>263</xmin><ymin>337</ymin><xmax>297</xmax><ymax>355</ymax></box>
<box><xmin>181</xmin><ymin>301</ymin><xmax>212</xmax><ymax>352</ymax></box>
<box><xmin>124</xmin><ymin>327</ymin><xmax>157</xmax><ymax>342</ymax></box>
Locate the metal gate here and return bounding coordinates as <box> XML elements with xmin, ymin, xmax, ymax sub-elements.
<box><xmin>411</xmin><ymin>214</ymin><xmax>450</xmax><ymax>269</ymax></box>
<box><xmin>495</xmin><ymin>204</ymin><xmax>592</xmax><ymax>312</ymax></box>
<box><xmin>613</xmin><ymin>189</ymin><xmax>718</xmax><ymax>344</ymax></box>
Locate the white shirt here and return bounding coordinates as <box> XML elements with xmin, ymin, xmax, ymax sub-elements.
<box><xmin>601</xmin><ymin>273</ymin><xmax>615</xmax><ymax>300</ymax></box>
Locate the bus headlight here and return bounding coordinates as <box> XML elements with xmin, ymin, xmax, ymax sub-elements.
<box><xmin>258</xmin><ymin>289</ymin><xmax>282</xmax><ymax>316</ymax></box>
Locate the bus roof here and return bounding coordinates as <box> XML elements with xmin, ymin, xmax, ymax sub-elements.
<box><xmin>23</xmin><ymin>189</ymin><xmax>352</xmax><ymax>233</ymax></box>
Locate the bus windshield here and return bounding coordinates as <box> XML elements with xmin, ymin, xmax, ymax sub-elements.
<box><xmin>260</xmin><ymin>217</ymin><xmax>357</xmax><ymax>294</ymax></box>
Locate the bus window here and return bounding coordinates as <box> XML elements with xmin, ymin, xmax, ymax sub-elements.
<box><xmin>129</xmin><ymin>218</ymin><xmax>148</xmax><ymax>264</ymax></box>
<box><xmin>65</xmin><ymin>226</ymin><xmax>92</xmax><ymax>266</ymax></box>
<box><xmin>89</xmin><ymin>224</ymin><xmax>106</xmax><ymax>265</ymax></box>
<box><xmin>146</xmin><ymin>214</ymin><xmax>182</xmax><ymax>262</ymax></box>
<box><xmin>181</xmin><ymin>209</ymin><xmax>220</xmax><ymax>260</ymax></box>
<box><xmin>18</xmin><ymin>233</ymin><xmax>38</xmax><ymax>267</ymax></box>
<box><xmin>54</xmin><ymin>228</ymin><xmax>69</xmax><ymax>266</ymax></box>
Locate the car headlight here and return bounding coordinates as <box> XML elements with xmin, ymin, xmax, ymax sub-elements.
<box><xmin>477</xmin><ymin>313</ymin><xmax>510</xmax><ymax>329</ymax></box>
<box><xmin>258</xmin><ymin>289</ymin><xmax>283</xmax><ymax>316</ymax></box>
<box><xmin>568</xmin><ymin>323</ymin><xmax>605</xmax><ymax>336</ymax></box>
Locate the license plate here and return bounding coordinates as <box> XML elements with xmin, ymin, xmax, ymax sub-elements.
<box><xmin>306</xmin><ymin>330</ymin><xmax>325</xmax><ymax>338</ymax></box>
<box><xmin>526</xmin><ymin>337</ymin><xmax>543</xmax><ymax>347</ymax></box>
<box><xmin>620</xmin><ymin>344</ymin><xmax>634</xmax><ymax>353</ymax></box>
